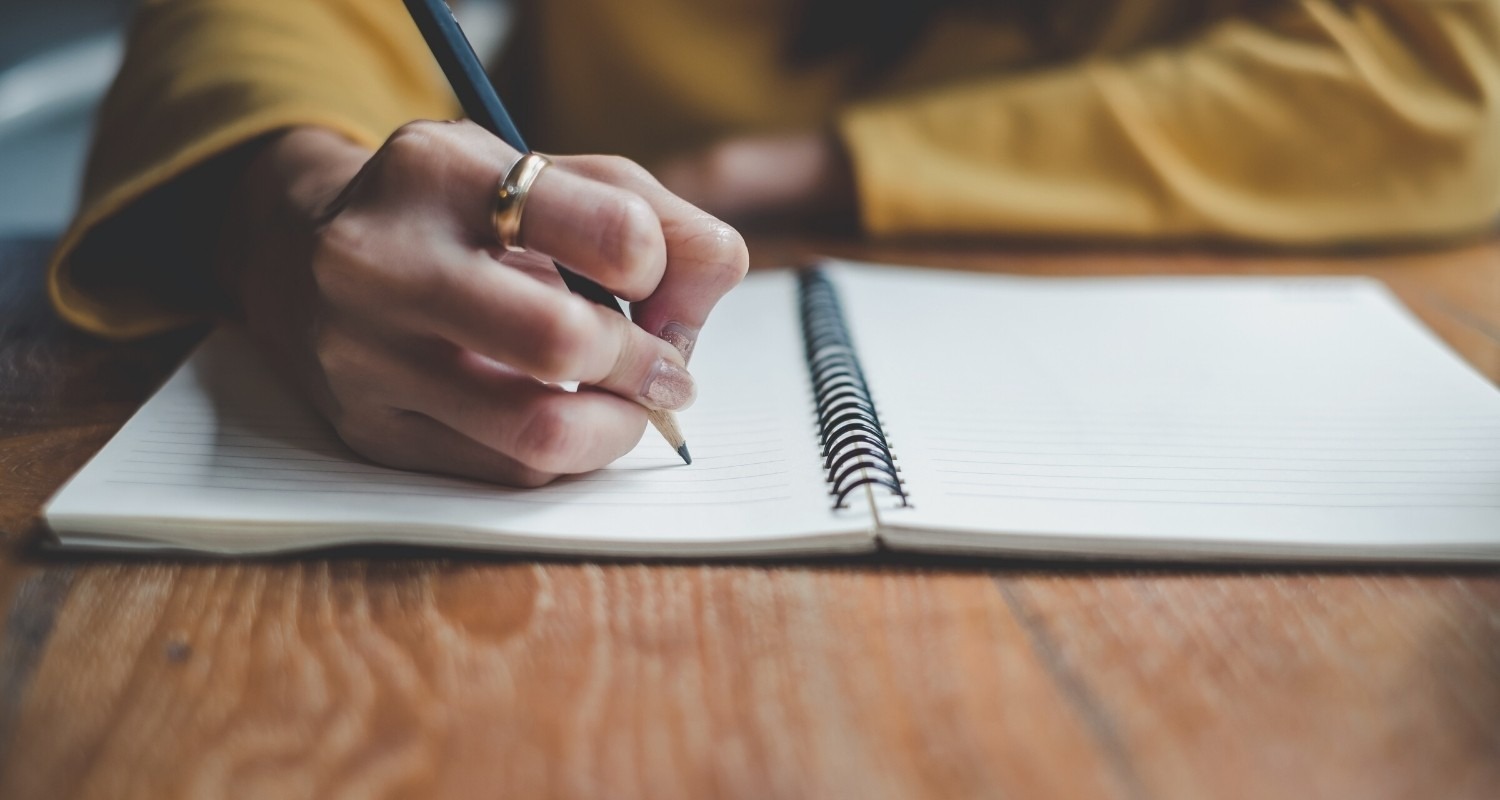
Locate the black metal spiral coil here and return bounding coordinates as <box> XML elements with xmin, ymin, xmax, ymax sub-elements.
<box><xmin>797</xmin><ymin>268</ymin><xmax>909</xmax><ymax>509</ymax></box>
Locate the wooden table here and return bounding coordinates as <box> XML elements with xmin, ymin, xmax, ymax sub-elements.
<box><xmin>2</xmin><ymin>234</ymin><xmax>1498</xmax><ymax>799</ymax></box>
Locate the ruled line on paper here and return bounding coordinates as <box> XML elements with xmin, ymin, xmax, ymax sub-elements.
<box><xmin>105</xmin><ymin>450</ymin><xmax>801</xmax><ymax>502</ymax></box>
<box><xmin>921</xmin><ymin>434</ymin><xmax>1500</xmax><ymax>452</ymax></box>
<box><xmin>109</xmin><ymin>411</ymin><xmax>806</xmax><ymax>506</ymax></box>
<box><xmin>107</xmin><ymin>471</ymin><xmax>792</xmax><ymax>494</ymax></box>
<box><xmin>152</xmin><ymin>404</ymin><xmax>785</xmax><ymax>421</ymax></box>
<box><xmin>906</xmin><ymin>417</ymin><xmax>1500</xmax><ymax>429</ymax></box>
<box><xmin>121</xmin><ymin>457</ymin><xmax>791</xmax><ymax>476</ymax></box>
<box><xmin>139</xmin><ymin>432</ymin><xmax>335</xmax><ymax>445</ymax></box>
<box><xmin>910</xmin><ymin>422</ymin><xmax>1500</xmax><ymax>441</ymax></box>
<box><xmin>815</xmin><ymin>265</ymin><xmax>1500</xmax><ymax>542</ymax></box>
<box><xmin>112</xmin><ymin>449</ymin><xmax>793</xmax><ymax>478</ymax></box>
<box><xmin>118</xmin><ymin>462</ymin><xmax>793</xmax><ymax>485</ymax></box>
<box><xmin>931</xmin><ymin>458</ymin><xmax>1497</xmax><ymax>474</ymax></box>
<box><xmin>924</xmin><ymin>448</ymin><xmax>1500</xmax><ymax>502</ymax></box>
<box><xmin>943</xmin><ymin>490</ymin><xmax>1500</xmax><ymax>510</ymax></box>
<box><xmin>908</xmin><ymin>407</ymin><xmax>1500</xmax><ymax>510</ymax></box>
<box><xmin>907</xmin><ymin>402</ymin><xmax>1500</xmax><ymax>419</ymax></box>
<box><xmin>938</xmin><ymin>478</ymin><xmax>1496</xmax><ymax>498</ymax></box>
<box><xmin>911</xmin><ymin>414</ymin><xmax>1500</xmax><ymax>428</ymax></box>
<box><xmin>144</xmin><ymin>417</ymin><xmax>786</xmax><ymax>432</ymax></box>
<box><xmin>137</xmin><ymin>428</ymin><xmax>790</xmax><ymax>448</ymax></box>
<box><xmin>924</xmin><ymin>441</ymin><xmax>1500</xmax><ymax>506</ymax></box>
<box><xmin>134</xmin><ymin>431</ymin><xmax>791</xmax><ymax>448</ymax></box>
<box><xmin>145</xmin><ymin>412</ymin><xmax>789</xmax><ymax>439</ymax></box>
<box><xmin>924</xmin><ymin>444</ymin><xmax>1500</xmax><ymax>462</ymax></box>
<box><xmin>100</xmin><ymin>477</ymin><xmax>795</xmax><ymax>505</ymax></box>
<box><xmin>123</xmin><ymin>444</ymin><xmax>790</xmax><ymax>467</ymax></box>
<box><xmin>924</xmin><ymin>448</ymin><xmax>1500</xmax><ymax>464</ymax></box>
<box><xmin>933</xmin><ymin>469</ymin><xmax>1499</xmax><ymax>487</ymax></box>
<box><xmin>48</xmin><ymin>284</ymin><xmax>862</xmax><ymax>549</ymax></box>
<box><xmin>919</xmin><ymin>431</ymin><xmax>1500</xmax><ymax>447</ymax></box>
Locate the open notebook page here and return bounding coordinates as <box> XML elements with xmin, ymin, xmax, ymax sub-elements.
<box><xmin>46</xmin><ymin>271</ymin><xmax>873</xmax><ymax>555</ymax></box>
<box><xmin>830</xmin><ymin>261</ymin><xmax>1500</xmax><ymax>560</ymax></box>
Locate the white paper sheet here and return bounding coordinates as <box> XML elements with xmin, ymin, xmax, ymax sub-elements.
<box><xmin>46</xmin><ymin>272</ymin><xmax>873</xmax><ymax>555</ymax></box>
<box><xmin>832</xmin><ymin>262</ymin><xmax>1500</xmax><ymax>560</ymax></box>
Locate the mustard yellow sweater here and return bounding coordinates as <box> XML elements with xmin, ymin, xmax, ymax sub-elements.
<box><xmin>51</xmin><ymin>0</ymin><xmax>1500</xmax><ymax>337</ymax></box>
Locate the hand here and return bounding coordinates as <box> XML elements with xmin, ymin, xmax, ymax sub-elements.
<box><xmin>218</xmin><ymin>121</ymin><xmax>748</xmax><ymax>486</ymax></box>
<box><xmin>653</xmin><ymin>131</ymin><xmax>857</xmax><ymax>226</ymax></box>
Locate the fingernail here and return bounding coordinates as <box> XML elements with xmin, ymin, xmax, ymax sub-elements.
<box><xmin>641</xmin><ymin>359</ymin><xmax>695</xmax><ymax>410</ymax></box>
<box><xmin>658</xmin><ymin>321</ymin><xmax>699</xmax><ymax>362</ymax></box>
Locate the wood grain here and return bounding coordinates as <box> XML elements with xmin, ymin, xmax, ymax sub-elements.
<box><xmin>1003</xmin><ymin>570</ymin><xmax>1500</xmax><ymax>799</ymax></box>
<box><xmin>2</xmin><ymin>236</ymin><xmax>1498</xmax><ymax>799</ymax></box>
<box><xmin>4</xmin><ymin>562</ymin><xmax>1136</xmax><ymax>799</ymax></box>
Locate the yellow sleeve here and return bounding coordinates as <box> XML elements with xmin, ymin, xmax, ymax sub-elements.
<box><xmin>839</xmin><ymin>0</ymin><xmax>1500</xmax><ymax>245</ymax></box>
<box><xmin>49</xmin><ymin>0</ymin><xmax>457</xmax><ymax>339</ymax></box>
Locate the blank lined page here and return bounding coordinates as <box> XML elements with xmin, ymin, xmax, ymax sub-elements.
<box><xmin>46</xmin><ymin>272</ymin><xmax>872</xmax><ymax>555</ymax></box>
<box><xmin>830</xmin><ymin>262</ymin><xmax>1500</xmax><ymax>560</ymax></box>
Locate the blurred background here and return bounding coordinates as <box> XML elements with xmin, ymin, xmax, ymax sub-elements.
<box><xmin>0</xmin><ymin>0</ymin><xmax>510</xmax><ymax>238</ymax></box>
<box><xmin>0</xmin><ymin>0</ymin><xmax>129</xmax><ymax>236</ymax></box>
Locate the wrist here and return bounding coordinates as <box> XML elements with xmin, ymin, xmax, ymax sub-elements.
<box><xmin>241</xmin><ymin>127</ymin><xmax>370</xmax><ymax>225</ymax></box>
<box><xmin>216</xmin><ymin>128</ymin><xmax>371</xmax><ymax>312</ymax></box>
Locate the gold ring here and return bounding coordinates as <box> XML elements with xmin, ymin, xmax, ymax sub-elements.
<box><xmin>492</xmin><ymin>152</ymin><xmax>551</xmax><ymax>253</ymax></box>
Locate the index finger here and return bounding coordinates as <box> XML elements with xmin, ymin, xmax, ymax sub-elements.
<box><xmin>553</xmin><ymin>156</ymin><xmax>750</xmax><ymax>362</ymax></box>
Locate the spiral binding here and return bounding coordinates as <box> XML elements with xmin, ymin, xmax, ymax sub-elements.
<box><xmin>797</xmin><ymin>268</ymin><xmax>909</xmax><ymax>510</ymax></box>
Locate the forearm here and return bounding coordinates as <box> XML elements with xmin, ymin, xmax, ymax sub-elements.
<box><xmin>49</xmin><ymin>0</ymin><xmax>455</xmax><ymax>339</ymax></box>
<box><xmin>837</xmin><ymin>0</ymin><xmax>1500</xmax><ymax>244</ymax></box>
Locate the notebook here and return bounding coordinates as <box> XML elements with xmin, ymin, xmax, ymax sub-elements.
<box><xmin>43</xmin><ymin>260</ymin><xmax>1500</xmax><ymax>560</ymax></box>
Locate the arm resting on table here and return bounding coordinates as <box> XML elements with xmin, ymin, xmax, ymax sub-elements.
<box><xmin>839</xmin><ymin>0</ymin><xmax>1500</xmax><ymax>244</ymax></box>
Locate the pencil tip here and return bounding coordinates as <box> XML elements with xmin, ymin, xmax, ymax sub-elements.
<box><xmin>677</xmin><ymin>443</ymin><xmax>692</xmax><ymax>465</ymax></box>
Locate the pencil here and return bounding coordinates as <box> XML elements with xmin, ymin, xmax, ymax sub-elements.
<box><xmin>401</xmin><ymin>0</ymin><xmax>691</xmax><ymax>465</ymax></box>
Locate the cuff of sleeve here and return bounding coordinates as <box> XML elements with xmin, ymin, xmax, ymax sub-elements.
<box><xmin>47</xmin><ymin>110</ymin><xmax>384</xmax><ymax>340</ymax></box>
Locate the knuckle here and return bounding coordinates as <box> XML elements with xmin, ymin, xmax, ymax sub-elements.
<box><xmin>594</xmin><ymin>194</ymin><xmax>662</xmax><ymax>287</ymax></box>
<box><xmin>308</xmin><ymin>218</ymin><xmax>369</xmax><ymax>305</ymax></box>
<box><xmin>599</xmin><ymin>155</ymin><xmax>656</xmax><ymax>185</ymax></box>
<box><xmin>381</xmin><ymin>120</ymin><xmax>454</xmax><ymax>178</ymax></box>
<box><xmin>387</xmin><ymin>120</ymin><xmax>445</xmax><ymax>152</ymax></box>
<box><xmin>531</xmin><ymin>300</ymin><xmax>596</xmax><ymax>379</ymax></box>
<box><xmin>570</xmin><ymin>154</ymin><xmax>655</xmax><ymax>186</ymax></box>
<box><xmin>311</xmin><ymin>214</ymin><xmax>452</xmax><ymax>320</ymax></box>
<box><xmin>513</xmin><ymin>402</ymin><xmax>578</xmax><ymax>472</ymax></box>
